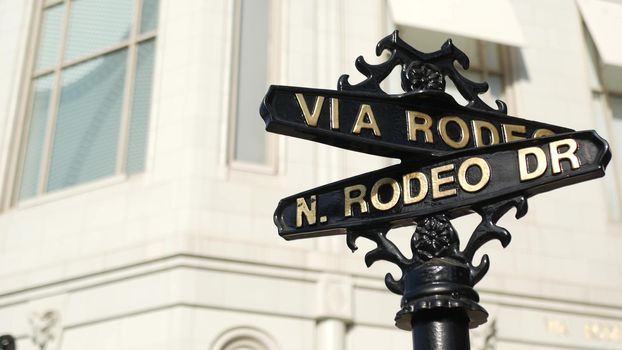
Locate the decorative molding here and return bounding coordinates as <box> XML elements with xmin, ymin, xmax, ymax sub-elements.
<box><xmin>480</xmin><ymin>319</ymin><xmax>497</xmax><ymax>350</ymax></box>
<box><xmin>210</xmin><ymin>326</ymin><xmax>279</xmax><ymax>350</ymax></box>
<box><xmin>29</xmin><ymin>310</ymin><xmax>60</xmax><ymax>350</ymax></box>
<box><xmin>315</xmin><ymin>274</ymin><xmax>353</xmax><ymax>323</ymax></box>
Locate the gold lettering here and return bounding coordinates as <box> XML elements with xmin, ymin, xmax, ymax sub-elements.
<box><xmin>407</xmin><ymin>111</ymin><xmax>434</xmax><ymax>143</ymax></box>
<box><xmin>295</xmin><ymin>93</ymin><xmax>325</xmax><ymax>127</ymax></box>
<box><xmin>352</xmin><ymin>104</ymin><xmax>382</xmax><ymax>136</ymax></box>
<box><xmin>403</xmin><ymin>172</ymin><xmax>429</xmax><ymax>204</ymax></box>
<box><xmin>344</xmin><ymin>184</ymin><xmax>368</xmax><ymax>217</ymax></box>
<box><xmin>533</xmin><ymin>129</ymin><xmax>554</xmax><ymax>138</ymax></box>
<box><xmin>330</xmin><ymin>98</ymin><xmax>340</xmax><ymax>129</ymax></box>
<box><xmin>296</xmin><ymin>196</ymin><xmax>317</xmax><ymax>227</ymax></box>
<box><xmin>431</xmin><ymin>164</ymin><xmax>457</xmax><ymax>199</ymax></box>
<box><xmin>518</xmin><ymin>146</ymin><xmax>547</xmax><ymax>181</ymax></box>
<box><xmin>502</xmin><ymin>124</ymin><xmax>526</xmax><ymax>142</ymax></box>
<box><xmin>438</xmin><ymin>116</ymin><xmax>469</xmax><ymax>149</ymax></box>
<box><xmin>458</xmin><ymin>157</ymin><xmax>490</xmax><ymax>192</ymax></box>
<box><xmin>584</xmin><ymin>322</ymin><xmax>622</xmax><ymax>342</ymax></box>
<box><xmin>371</xmin><ymin>178</ymin><xmax>401</xmax><ymax>211</ymax></box>
<box><xmin>546</xmin><ymin>318</ymin><xmax>569</xmax><ymax>336</ymax></box>
<box><xmin>550</xmin><ymin>139</ymin><xmax>580</xmax><ymax>174</ymax></box>
<box><xmin>472</xmin><ymin>120</ymin><xmax>500</xmax><ymax>147</ymax></box>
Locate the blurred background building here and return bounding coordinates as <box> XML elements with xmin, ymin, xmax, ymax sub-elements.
<box><xmin>0</xmin><ymin>0</ymin><xmax>621</xmax><ymax>349</ymax></box>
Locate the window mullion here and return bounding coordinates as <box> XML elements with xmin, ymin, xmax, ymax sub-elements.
<box><xmin>497</xmin><ymin>45</ymin><xmax>514</xmax><ymax>111</ymax></box>
<box><xmin>478</xmin><ymin>41</ymin><xmax>488</xmax><ymax>82</ymax></box>
<box><xmin>477</xmin><ymin>40</ymin><xmax>495</xmax><ymax>105</ymax></box>
<box><xmin>36</xmin><ymin>9</ymin><xmax>137</xmax><ymax>77</ymax></box>
<box><xmin>136</xmin><ymin>31</ymin><xmax>156</xmax><ymax>42</ymax></box>
<box><xmin>44</xmin><ymin>0</ymin><xmax>63</xmax><ymax>9</ymax></box>
<box><xmin>37</xmin><ymin>0</ymin><xmax>72</xmax><ymax>194</ymax></box>
<box><xmin>60</xmin><ymin>40</ymin><xmax>132</xmax><ymax>70</ymax></box>
<box><xmin>33</xmin><ymin>68</ymin><xmax>55</xmax><ymax>78</ymax></box>
<box><xmin>8</xmin><ymin>0</ymin><xmax>47</xmax><ymax>205</ymax></box>
<box><xmin>115</xmin><ymin>0</ymin><xmax>143</xmax><ymax>174</ymax></box>
<box><xmin>228</xmin><ymin>0</ymin><xmax>243</xmax><ymax>165</ymax></box>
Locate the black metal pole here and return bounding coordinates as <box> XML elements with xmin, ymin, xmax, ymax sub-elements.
<box><xmin>411</xmin><ymin>309</ymin><xmax>470</xmax><ymax>350</ymax></box>
<box><xmin>392</xmin><ymin>228</ymin><xmax>490</xmax><ymax>350</ymax></box>
<box><xmin>0</xmin><ymin>335</ymin><xmax>15</xmax><ymax>350</ymax></box>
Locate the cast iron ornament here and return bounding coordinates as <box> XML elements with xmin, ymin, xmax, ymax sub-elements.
<box><xmin>326</xmin><ymin>32</ymin><xmax>607</xmax><ymax>329</ymax></box>
<box><xmin>403</xmin><ymin>62</ymin><xmax>445</xmax><ymax>92</ymax></box>
<box><xmin>260</xmin><ymin>31</ymin><xmax>612</xmax><ymax>339</ymax></box>
<box><xmin>346</xmin><ymin>197</ymin><xmax>526</xmax><ymax>329</ymax></box>
<box><xmin>338</xmin><ymin>30</ymin><xmax>507</xmax><ymax>113</ymax></box>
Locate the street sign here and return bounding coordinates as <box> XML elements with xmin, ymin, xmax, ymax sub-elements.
<box><xmin>274</xmin><ymin>131</ymin><xmax>610</xmax><ymax>240</ymax></box>
<box><xmin>261</xmin><ymin>85</ymin><xmax>573</xmax><ymax>160</ymax></box>
<box><xmin>260</xmin><ymin>30</ymin><xmax>613</xmax><ymax>348</ymax></box>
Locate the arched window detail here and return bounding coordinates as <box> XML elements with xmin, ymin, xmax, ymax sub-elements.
<box><xmin>222</xmin><ymin>337</ymin><xmax>267</xmax><ymax>350</ymax></box>
<box><xmin>210</xmin><ymin>327</ymin><xmax>279</xmax><ymax>350</ymax></box>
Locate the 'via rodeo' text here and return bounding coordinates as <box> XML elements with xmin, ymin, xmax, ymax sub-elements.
<box><xmin>273</xmin><ymin>131</ymin><xmax>610</xmax><ymax>240</ymax></box>
<box><xmin>261</xmin><ymin>86</ymin><xmax>574</xmax><ymax>159</ymax></box>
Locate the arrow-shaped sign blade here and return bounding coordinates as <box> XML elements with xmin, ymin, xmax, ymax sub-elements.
<box><xmin>261</xmin><ymin>85</ymin><xmax>574</xmax><ymax>161</ymax></box>
<box><xmin>275</xmin><ymin>130</ymin><xmax>611</xmax><ymax>240</ymax></box>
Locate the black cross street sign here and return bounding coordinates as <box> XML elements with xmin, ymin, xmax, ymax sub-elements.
<box><xmin>274</xmin><ymin>131</ymin><xmax>610</xmax><ymax>240</ymax></box>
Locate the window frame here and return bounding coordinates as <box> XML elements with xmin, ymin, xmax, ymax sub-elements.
<box><xmin>592</xmin><ymin>90</ymin><xmax>622</xmax><ymax>221</ymax></box>
<box><xmin>583</xmin><ymin>24</ymin><xmax>622</xmax><ymax>221</ymax></box>
<box><xmin>227</xmin><ymin>0</ymin><xmax>280</xmax><ymax>174</ymax></box>
<box><xmin>449</xmin><ymin>40</ymin><xmax>515</xmax><ymax>112</ymax></box>
<box><xmin>9</xmin><ymin>0</ymin><xmax>158</xmax><ymax>206</ymax></box>
<box><xmin>468</xmin><ymin>40</ymin><xmax>514</xmax><ymax>110</ymax></box>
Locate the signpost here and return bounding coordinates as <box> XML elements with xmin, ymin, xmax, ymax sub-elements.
<box><xmin>0</xmin><ymin>335</ymin><xmax>15</xmax><ymax>350</ymax></box>
<box><xmin>260</xmin><ymin>31</ymin><xmax>612</xmax><ymax>350</ymax></box>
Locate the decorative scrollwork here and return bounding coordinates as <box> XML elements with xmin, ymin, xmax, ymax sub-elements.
<box><xmin>338</xmin><ymin>30</ymin><xmax>507</xmax><ymax>114</ymax></box>
<box><xmin>347</xmin><ymin>226</ymin><xmax>412</xmax><ymax>294</ymax></box>
<box><xmin>29</xmin><ymin>310</ymin><xmax>59</xmax><ymax>350</ymax></box>
<box><xmin>466</xmin><ymin>196</ymin><xmax>528</xmax><ymax>284</ymax></box>
<box><xmin>346</xmin><ymin>195</ymin><xmax>528</xmax><ymax>295</ymax></box>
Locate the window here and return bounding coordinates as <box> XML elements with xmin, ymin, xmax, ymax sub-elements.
<box><xmin>16</xmin><ymin>0</ymin><xmax>158</xmax><ymax>201</ymax></box>
<box><xmin>584</xmin><ymin>28</ymin><xmax>622</xmax><ymax>220</ymax></box>
<box><xmin>222</xmin><ymin>338</ymin><xmax>269</xmax><ymax>350</ymax></box>
<box><xmin>230</xmin><ymin>0</ymin><xmax>275</xmax><ymax>167</ymax></box>
<box><xmin>210</xmin><ymin>327</ymin><xmax>279</xmax><ymax>350</ymax></box>
<box><xmin>396</xmin><ymin>27</ymin><xmax>512</xmax><ymax>109</ymax></box>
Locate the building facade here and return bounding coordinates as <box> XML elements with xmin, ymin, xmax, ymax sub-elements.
<box><xmin>0</xmin><ymin>0</ymin><xmax>621</xmax><ymax>349</ymax></box>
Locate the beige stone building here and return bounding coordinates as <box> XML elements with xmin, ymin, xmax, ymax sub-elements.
<box><xmin>0</xmin><ymin>0</ymin><xmax>621</xmax><ymax>349</ymax></box>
